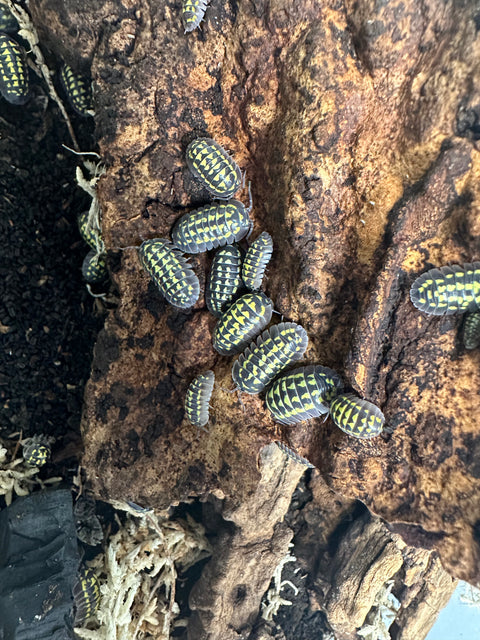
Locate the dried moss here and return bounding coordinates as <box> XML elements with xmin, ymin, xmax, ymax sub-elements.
<box><xmin>75</xmin><ymin>502</ymin><xmax>211</xmax><ymax>640</ymax></box>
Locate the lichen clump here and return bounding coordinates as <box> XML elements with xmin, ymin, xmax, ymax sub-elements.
<box><xmin>75</xmin><ymin>505</ymin><xmax>211</xmax><ymax>640</ymax></box>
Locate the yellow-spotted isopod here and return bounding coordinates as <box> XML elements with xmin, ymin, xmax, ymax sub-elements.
<box><xmin>138</xmin><ymin>238</ymin><xmax>200</xmax><ymax>309</ymax></box>
<box><xmin>242</xmin><ymin>231</ymin><xmax>273</xmax><ymax>291</ymax></box>
<box><xmin>60</xmin><ymin>63</ymin><xmax>94</xmax><ymax>116</ymax></box>
<box><xmin>205</xmin><ymin>245</ymin><xmax>243</xmax><ymax>317</ymax></box>
<box><xmin>329</xmin><ymin>393</ymin><xmax>384</xmax><ymax>439</ymax></box>
<box><xmin>0</xmin><ymin>34</ymin><xmax>29</xmax><ymax>105</ymax></box>
<box><xmin>265</xmin><ymin>365</ymin><xmax>343</xmax><ymax>426</ymax></box>
<box><xmin>232</xmin><ymin>322</ymin><xmax>308</xmax><ymax>394</ymax></box>
<box><xmin>82</xmin><ymin>250</ymin><xmax>108</xmax><ymax>284</ymax></box>
<box><xmin>410</xmin><ymin>262</ymin><xmax>480</xmax><ymax>316</ymax></box>
<box><xmin>185</xmin><ymin>370</ymin><xmax>215</xmax><ymax>428</ymax></box>
<box><xmin>181</xmin><ymin>0</ymin><xmax>210</xmax><ymax>32</ymax></box>
<box><xmin>186</xmin><ymin>137</ymin><xmax>242</xmax><ymax>199</ymax></box>
<box><xmin>73</xmin><ymin>567</ymin><xmax>101</xmax><ymax>625</ymax></box>
<box><xmin>172</xmin><ymin>200</ymin><xmax>251</xmax><ymax>254</ymax></box>
<box><xmin>213</xmin><ymin>291</ymin><xmax>273</xmax><ymax>356</ymax></box>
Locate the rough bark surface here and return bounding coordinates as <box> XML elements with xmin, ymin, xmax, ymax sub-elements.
<box><xmin>288</xmin><ymin>473</ymin><xmax>458</xmax><ymax>640</ymax></box>
<box><xmin>187</xmin><ymin>444</ymin><xmax>305</xmax><ymax>640</ymax></box>
<box><xmin>312</xmin><ymin>510</ymin><xmax>457</xmax><ymax>640</ymax></box>
<box><xmin>27</xmin><ymin>0</ymin><xmax>480</xmax><ymax>636</ymax></box>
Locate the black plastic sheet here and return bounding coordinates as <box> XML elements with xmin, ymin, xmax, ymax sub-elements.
<box><xmin>0</xmin><ymin>488</ymin><xmax>79</xmax><ymax>640</ymax></box>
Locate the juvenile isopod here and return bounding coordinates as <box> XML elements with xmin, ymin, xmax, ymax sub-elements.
<box><xmin>206</xmin><ymin>245</ymin><xmax>243</xmax><ymax>317</ymax></box>
<box><xmin>463</xmin><ymin>311</ymin><xmax>480</xmax><ymax>350</ymax></box>
<box><xmin>60</xmin><ymin>63</ymin><xmax>94</xmax><ymax>116</ymax></box>
<box><xmin>181</xmin><ymin>0</ymin><xmax>211</xmax><ymax>32</ymax></box>
<box><xmin>78</xmin><ymin>210</ymin><xmax>104</xmax><ymax>252</ymax></box>
<box><xmin>22</xmin><ymin>438</ymin><xmax>51</xmax><ymax>467</ymax></box>
<box><xmin>185</xmin><ymin>370</ymin><xmax>215</xmax><ymax>428</ymax></box>
<box><xmin>82</xmin><ymin>250</ymin><xmax>108</xmax><ymax>284</ymax></box>
<box><xmin>242</xmin><ymin>231</ymin><xmax>273</xmax><ymax>291</ymax></box>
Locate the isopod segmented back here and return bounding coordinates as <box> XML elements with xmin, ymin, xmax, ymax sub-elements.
<box><xmin>171</xmin><ymin>200</ymin><xmax>251</xmax><ymax>254</ymax></box>
<box><xmin>213</xmin><ymin>291</ymin><xmax>273</xmax><ymax>356</ymax></box>
<box><xmin>78</xmin><ymin>210</ymin><xmax>104</xmax><ymax>252</ymax></box>
<box><xmin>232</xmin><ymin>322</ymin><xmax>308</xmax><ymax>394</ymax></box>
<box><xmin>82</xmin><ymin>250</ymin><xmax>108</xmax><ymax>284</ymax></box>
<box><xmin>138</xmin><ymin>238</ymin><xmax>200</xmax><ymax>309</ymax></box>
<box><xmin>23</xmin><ymin>441</ymin><xmax>51</xmax><ymax>467</ymax></box>
<box><xmin>464</xmin><ymin>311</ymin><xmax>480</xmax><ymax>350</ymax></box>
<box><xmin>186</xmin><ymin>138</ymin><xmax>242</xmax><ymax>199</ymax></box>
<box><xmin>329</xmin><ymin>393</ymin><xmax>384</xmax><ymax>439</ymax></box>
<box><xmin>0</xmin><ymin>4</ymin><xmax>18</xmax><ymax>33</ymax></box>
<box><xmin>274</xmin><ymin>441</ymin><xmax>315</xmax><ymax>468</ymax></box>
<box><xmin>206</xmin><ymin>245</ymin><xmax>243</xmax><ymax>317</ymax></box>
<box><xmin>181</xmin><ymin>0</ymin><xmax>210</xmax><ymax>31</ymax></box>
<box><xmin>265</xmin><ymin>365</ymin><xmax>344</xmax><ymax>425</ymax></box>
<box><xmin>73</xmin><ymin>567</ymin><xmax>101</xmax><ymax>625</ymax></box>
<box><xmin>242</xmin><ymin>231</ymin><xmax>273</xmax><ymax>291</ymax></box>
<box><xmin>0</xmin><ymin>34</ymin><xmax>29</xmax><ymax>105</ymax></box>
<box><xmin>60</xmin><ymin>63</ymin><xmax>94</xmax><ymax>116</ymax></box>
<box><xmin>410</xmin><ymin>262</ymin><xmax>480</xmax><ymax>316</ymax></box>
<box><xmin>185</xmin><ymin>370</ymin><xmax>215</xmax><ymax>428</ymax></box>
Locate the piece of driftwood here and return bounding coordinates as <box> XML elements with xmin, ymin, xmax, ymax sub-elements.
<box><xmin>308</xmin><ymin>508</ymin><xmax>457</xmax><ymax>640</ymax></box>
<box><xmin>284</xmin><ymin>472</ymin><xmax>457</xmax><ymax>640</ymax></box>
<box><xmin>187</xmin><ymin>444</ymin><xmax>305</xmax><ymax>640</ymax></box>
<box><xmin>25</xmin><ymin>0</ymin><xmax>480</xmax><ymax>636</ymax></box>
<box><xmin>391</xmin><ymin>547</ymin><xmax>458</xmax><ymax>640</ymax></box>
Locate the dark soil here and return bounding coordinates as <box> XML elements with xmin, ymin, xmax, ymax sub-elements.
<box><xmin>0</xmin><ymin>86</ymin><xmax>103</xmax><ymax>465</ymax></box>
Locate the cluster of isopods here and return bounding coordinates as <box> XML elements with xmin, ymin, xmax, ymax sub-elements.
<box><xmin>1</xmin><ymin>4</ymin><xmax>100</xmax><ymax>291</ymax></box>
<box><xmin>0</xmin><ymin>3</ymin><xmax>93</xmax><ymax>115</ymax></box>
<box><xmin>19</xmin><ymin>430</ymin><xmax>102</xmax><ymax>623</ymax></box>
<box><xmin>135</xmin><ymin>137</ymin><xmax>386</xmax><ymax>455</ymax></box>
<box><xmin>19</xmin><ymin>433</ymin><xmax>101</xmax><ymax>622</ymax></box>
<box><xmin>410</xmin><ymin>263</ymin><xmax>480</xmax><ymax>349</ymax></box>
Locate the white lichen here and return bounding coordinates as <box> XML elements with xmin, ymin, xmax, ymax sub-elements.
<box><xmin>357</xmin><ymin>580</ymin><xmax>401</xmax><ymax>640</ymax></box>
<box><xmin>76</xmin><ymin>161</ymin><xmax>106</xmax><ymax>258</ymax></box>
<box><xmin>261</xmin><ymin>546</ymin><xmax>298</xmax><ymax>622</ymax></box>
<box><xmin>74</xmin><ymin>505</ymin><xmax>211</xmax><ymax>640</ymax></box>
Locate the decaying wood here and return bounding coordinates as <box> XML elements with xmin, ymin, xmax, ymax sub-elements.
<box><xmin>391</xmin><ymin>547</ymin><xmax>458</xmax><ymax>640</ymax></box>
<box><xmin>187</xmin><ymin>444</ymin><xmax>304</xmax><ymax>640</ymax></box>
<box><xmin>304</xmin><ymin>507</ymin><xmax>457</xmax><ymax>640</ymax></box>
<box><xmin>26</xmin><ymin>0</ymin><xmax>480</xmax><ymax>637</ymax></box>
<box><xmin>284</xmin><ymin>472</ymin><xmax>457</xmax><ymax>640</ymax></box>
<box><xmin>321</xmin><ymin>513</ymin><xmax>405</xmax><ymax>636</ymax></box>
